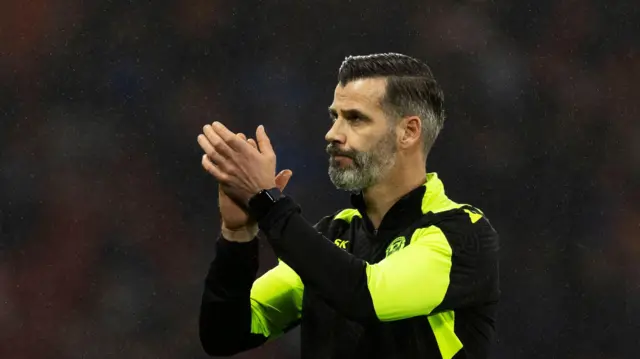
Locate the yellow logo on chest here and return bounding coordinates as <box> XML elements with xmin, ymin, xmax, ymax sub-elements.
<box><xmin>385</xmin><ymin>236</ymin><xmax>406</xmax><ymax>257</ymax></box>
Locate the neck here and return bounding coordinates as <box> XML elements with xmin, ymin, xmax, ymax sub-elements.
<box><xmin>362</xmin><ymin>162</ymin><xmax>427</xmax><ymax>230</ymax></box>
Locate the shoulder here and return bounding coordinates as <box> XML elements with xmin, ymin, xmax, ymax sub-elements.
<box><xmin>416</xmin><ymin>205</ymin><xmax>499</xmax><ymax>252</ymax></box>
<box><xmin>433</xmin><ymin>205</ymin><xmax>495</xmax><ymax>232</ymax></box>
<box><xmin>313</xmin><ymin>208</ymin><xmax>360</xmax><ymax>235</ymax></box>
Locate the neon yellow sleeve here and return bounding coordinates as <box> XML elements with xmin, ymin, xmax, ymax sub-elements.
<box><xmin>249</xmin><ymin>260</ymin><xmax>304</xmax><ymax>338</ymax></box>
<box><xmin>366</xmin><ymin>226</ymin><xmax>465</xmax><ymax>358</ymax></box>
<box><xmin>365</xmin><ymin>226</ymin><xmax>453</xmax><ymax>321</ymax></box>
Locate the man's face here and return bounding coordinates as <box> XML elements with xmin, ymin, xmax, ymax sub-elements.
<box><xmin>326</xmin><ymin>78</ymin><xmax>398</xmax><ymax>191</ymax></box>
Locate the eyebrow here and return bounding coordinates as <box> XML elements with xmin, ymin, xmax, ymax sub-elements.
<box><xmin>328</xmin><ymin>107</ymin><xmax>372</xmax><ymax>121</ymax></box>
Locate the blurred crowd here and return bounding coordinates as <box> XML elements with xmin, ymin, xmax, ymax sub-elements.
<box><xmin>1</xmin><ymin>1</ymin><xmax>638</xmax><ymax>358</ymax></box>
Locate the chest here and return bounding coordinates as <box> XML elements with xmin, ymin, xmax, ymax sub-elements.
<box><xmin>330</xmin><ymin>218</ymin><xmax>423</xmax><ymax>264</ymax></box>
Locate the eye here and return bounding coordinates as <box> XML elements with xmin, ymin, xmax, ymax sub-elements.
<box><xmin>346</xmin><ymin>115</ymin><xmax>362</xmax><ymax>123</ymax></box>
<box><xmin>328</xmin><ymin>111</ymin><xmax>338</xmax><ymax>123</ymax></box>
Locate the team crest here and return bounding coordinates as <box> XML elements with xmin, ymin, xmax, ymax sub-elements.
<box><xmin>385</xmin><ymin>236</ymin><xmax>406</xmax><ymax>257</ymax></box>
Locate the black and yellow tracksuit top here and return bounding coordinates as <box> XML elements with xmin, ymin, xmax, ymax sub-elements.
<box><xmin>200</xmin><ymin>173</ymin><xmax>500</xmax><ymax>358</ymax></box>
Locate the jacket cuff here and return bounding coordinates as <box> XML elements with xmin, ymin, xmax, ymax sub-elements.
<box><xmin>256</xmin><ymin>196</ymin><xmax>301</xmax><ymax>233</ymax></box>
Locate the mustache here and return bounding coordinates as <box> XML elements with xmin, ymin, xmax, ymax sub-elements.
<box><xmin>326</xmin><ymin>145</ymin><xmax>357</xmax><ymax>158</ymax></box>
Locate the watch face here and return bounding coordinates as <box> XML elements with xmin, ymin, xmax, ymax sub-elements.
<box><xmin>263</xmin><ymin>190</ymin><xmax>275</xmax><ymax>202</ymax></box>
<box><xmin>266</xmin><ymin>188</ymin><xmax>282</xmax><ymax>201</ymax></box>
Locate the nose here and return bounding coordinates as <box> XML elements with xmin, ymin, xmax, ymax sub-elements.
<box><xmin>325</xmin><ymin>120</ymin><xmax>346</xmax><ymax>145</ymax></box>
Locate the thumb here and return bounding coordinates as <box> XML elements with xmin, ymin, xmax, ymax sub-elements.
<box><xmin>275</xmin><ymin>169</ymin><xmax>293</xmax><ymax>191</ymax></box>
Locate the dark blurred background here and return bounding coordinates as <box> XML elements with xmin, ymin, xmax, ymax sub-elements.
<box><xmin>1</xmin><ymin>0</ymin><xmax>638</xmax><ymax>358</ymax></box>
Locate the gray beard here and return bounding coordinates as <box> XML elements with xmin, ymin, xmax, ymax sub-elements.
<box><xmin>327</xmin><ymin>131</ymin><xmax>397</xmax><ymax>192</ymax></box>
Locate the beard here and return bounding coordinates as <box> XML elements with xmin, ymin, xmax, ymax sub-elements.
<box><xmin>327</xmin><ymin>129</ymin><xmax>397</xmax><ymax>192</ymax></box>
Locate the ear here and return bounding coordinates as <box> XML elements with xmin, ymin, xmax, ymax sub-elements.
<box><xmin>397</xmin><ymin>116</ymin><xmax>422</xmax><ymax>149</ymax></box>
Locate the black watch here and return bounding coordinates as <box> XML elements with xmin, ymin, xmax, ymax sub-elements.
<box><xmin>248</xmin><ymin>187</ymin><xmax>283</xmax><ymax>220</ymax></box>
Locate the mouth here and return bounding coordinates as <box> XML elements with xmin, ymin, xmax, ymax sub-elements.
<box><xmin>331</xmin><ymin>155</ymin><xmax>354</xmax><ymax>166</ymax></box>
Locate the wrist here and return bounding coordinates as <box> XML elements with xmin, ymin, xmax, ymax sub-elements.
<box><xmin>248</xmin><ymin>188</ymin><xmax>283</xmax><ymax>221</ymax></box>
<box><xmin>221</xmin><ymin>223</ymin><xmax>259</xmax><ymax>243</ymax></box>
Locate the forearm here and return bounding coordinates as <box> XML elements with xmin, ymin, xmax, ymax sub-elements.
<box><xmin>199</xmin><ymin>236</ymin><xmax>267</xmax><ymax>356</ymax></box>
<box><xmin>256</xmin><ymin>197</ymin><xmax>377</xmax><ymax>324</ymax></box>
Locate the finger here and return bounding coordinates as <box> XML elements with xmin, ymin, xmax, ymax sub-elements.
<box><xmin>256</xmin><ymin>125</ymin><xmax>274</xmax><ymax>155</ymax></box>
<box><xmin>207</xmin><ymin>149</ymin><xmax>227</xmax><ymax>168</ymax></box>
<box><xmin>237</xmin><ymin>132</ymin><xmax>260</xmax><ymax>152</ymax></box>
<box><xmin>197</xmin><ymin>134</ymin><xmax>215</xmax><ymax>155</ymax></box>
<box><xmin>212</xmin><ymin>122</ymin><xmax>251</xmax><ymax>153</ymax></box>
<box><xmin>202</xmin><ymin>154</ymin><xmax>229</xmax><ymax>182</ymax></box>
<box><xmin>203</xmin><ymin>124</ymin><xmax>234</xmax><ymax>157</ymax></box>
<box><xmin>198</xmin><ymin>134</ymin><xmax>227</xmax><ymax>166</ymax></box>
<box><xmin>275</xmin><ymin>169</ymin><xmax>293</xmax><ymax>191</ymax></box>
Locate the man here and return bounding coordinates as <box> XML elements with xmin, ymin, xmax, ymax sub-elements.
<box><xmin>196</xmin><ymin>53</ymin><xmax>500</xmax><ymax>358</ymax></box>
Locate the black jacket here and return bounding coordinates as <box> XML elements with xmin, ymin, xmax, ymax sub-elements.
<box><xmin>200</xmin><ymin>173</ymin><xmax>500</xmax><ymax>358</ymax></box>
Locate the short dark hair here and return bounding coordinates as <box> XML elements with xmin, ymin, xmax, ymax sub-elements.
<box><xmin>337</xmin><ymin>53</ymin><xmax>445</xmax><ymax>157</ymax></box>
